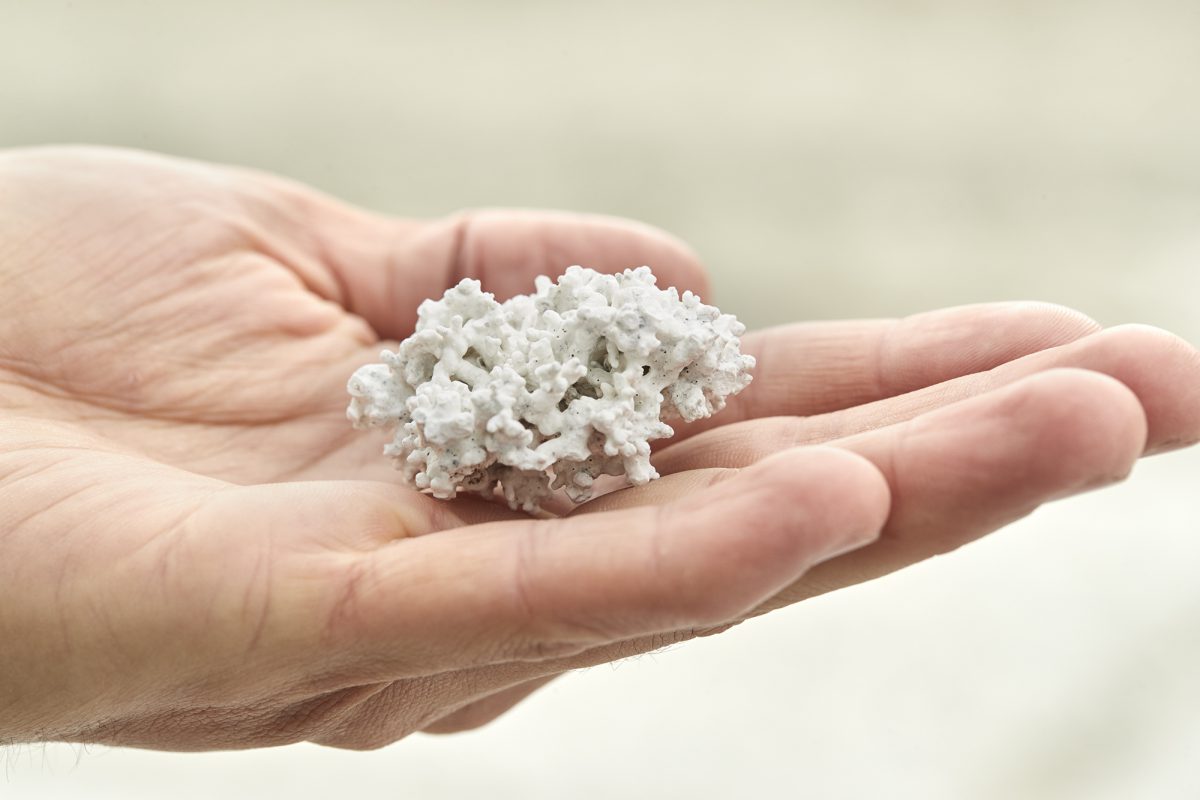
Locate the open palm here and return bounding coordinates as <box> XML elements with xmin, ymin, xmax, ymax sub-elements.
<box><xmin>2</xmin><ymin>147</ymin><xmax>1197</xmax><ymax>749</ymax></box>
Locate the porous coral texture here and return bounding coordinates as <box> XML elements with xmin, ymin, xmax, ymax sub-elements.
<box><xmin>347</xmin><ymin>266</ymin><xmax>754</xmax><ymax>512</ymax></box>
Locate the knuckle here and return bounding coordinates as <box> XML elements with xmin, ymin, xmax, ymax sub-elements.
<box><xmin>320</xmin><ymin>555</ymin><xmax>378</xmax><ymax>644</ymax></box>
<box><xmin>274</xmin><ymin>685</ymin><xmax>380</xmax><ymax>741</ymax></box>
<box><xmin>320</xmin><ymin>724</ymin><xmax>418</xmax><ymax>751</ymax></box>
<box><xmin>292</xmin><ymin>682</ymin><xmax>426</xmax><ymax>751</ymax></box>
<box><xmin>728</xmin><ymin>418</ymin><xmax>809</xmax><ymax>464</ymax></box>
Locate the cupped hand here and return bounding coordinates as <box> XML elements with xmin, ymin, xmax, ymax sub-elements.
<box><xmin>1</xmin><ymin>147</ymin><xmax>1197</xmax><ymax>750</ymax></box>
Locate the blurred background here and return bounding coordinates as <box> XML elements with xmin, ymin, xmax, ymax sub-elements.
<box><xmin>2</xmin><ymin>0</ymin><xmax>1198</xmax><ymax>797</ymax></box>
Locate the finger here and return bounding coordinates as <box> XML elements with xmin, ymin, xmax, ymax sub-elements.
<box><xmin>671</xmin><ymin>301</ymin><xmax>1101</xmax><ymax>442</ymax></box>
<box><xmin>316</xmin><ymin>446</ymin><xmax>889</xmax><ymax>678</ymax></box>
<box><xmin>658</xmin><ymin>324</ymin><xmax>1200</xmax><ymax>474</ymax></box>
<box><xmin>767</xmin><ymin>368</ymin><xmax>1149</xmax><ymax>609</ymax></box>
<box><xmin>401</xmin><ymin>366</ymin><xmax>1154</xmax><ymax>725</ymax></box>
<box><xmin>348</xmin><ymin>210</ymin><xmax>710</xmax><ymax>339</ymax></box>
<box><xmin>241</xmin><ymin>174</ymin><xmax>711</xmax><ymax>339</ymax></box>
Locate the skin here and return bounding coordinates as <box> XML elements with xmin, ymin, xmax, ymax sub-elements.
<box><xmin>1</xmin><ymin>146</ymin><xmax>1198</xmax><ymax>751</ymax></box>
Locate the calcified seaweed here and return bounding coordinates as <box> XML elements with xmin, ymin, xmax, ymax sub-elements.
<box><xmin>347</xmin><ymin>266</ymin><xmax>754</xmax><ymax>512</ymax></box>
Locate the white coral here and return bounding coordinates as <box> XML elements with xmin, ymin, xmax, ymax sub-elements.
<box><xmin>347</xmin><ymin>266</ymin><xmax>754</xmax><ymax>512</ymax></box>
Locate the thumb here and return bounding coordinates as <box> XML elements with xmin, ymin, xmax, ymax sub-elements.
<box><xmin>302</xmin><ymin>447</ymin><xmax>890</xmax><ymax>680</ymax></box>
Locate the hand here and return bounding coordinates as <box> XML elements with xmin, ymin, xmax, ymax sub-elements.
<box><xmin>1</xmin><ymin>147</ymin><xmax>1197</xmax><ymax>750</ymax></box>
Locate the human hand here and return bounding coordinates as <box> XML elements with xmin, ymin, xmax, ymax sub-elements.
<box><xmin>1</xmin><ymin>147</ymin><xmax>1197</xmax><ymax>749</ymax></box>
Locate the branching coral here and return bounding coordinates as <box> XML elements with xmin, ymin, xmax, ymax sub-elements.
<box><xmin>347</xmin><ymin>266</ymin><xmax>754</xmax><ymax>512</ymax></box>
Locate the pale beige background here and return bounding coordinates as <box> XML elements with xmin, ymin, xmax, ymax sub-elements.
<box><xmin>2</xmin><ymin>1</ymin><xmax>1198</xmax><ymax>797</ymax></box>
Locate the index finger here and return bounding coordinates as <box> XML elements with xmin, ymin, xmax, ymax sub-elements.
<box><xmin>238</xmin><ymin>172</ymin><xmax>712</xmax><ymax>339</ymax></box>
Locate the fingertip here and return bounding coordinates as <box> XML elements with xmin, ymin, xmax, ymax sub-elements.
<box><xmin>615</xmin><ymin>216</ymin><xmax>712</xmax><ymax>299</ymax></box>
<box><xmin>1096</xmin><ymin>324</ymin><xmax>1200</xmax><ymax>453</ymax></box>
<box><xmin>997</xmin><ymin>301</ymin><xmax>1102</xmax><ymax>340</ymax></box>
<box><xmin>454</xmin><ymin>209</ymin><xmax>712</xmax><ymax>301</ymax></box>
<box><xmin>731</xmin><ymin>445</ymin><xmax>891</xmax><ymax>560</ymax></box>
<box><xmin>995</xmin><ymin>367</ymin><xmax>1148</xmax><ymax>491</ymax></box>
